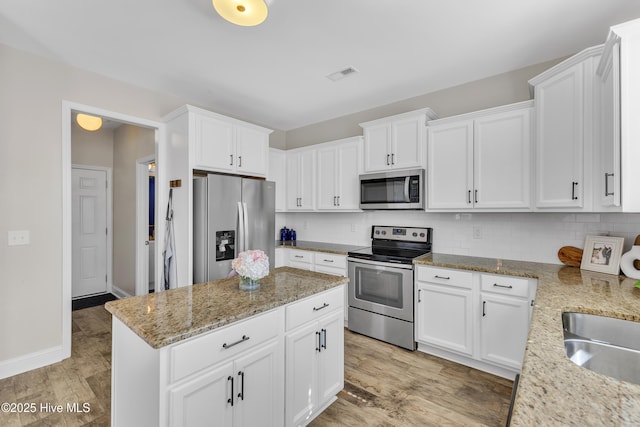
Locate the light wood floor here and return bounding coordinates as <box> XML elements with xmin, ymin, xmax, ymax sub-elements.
<box><xmin>0</xmin><ymin>306</ymin><xmax>512</xmax><ymax>426</ymax></box>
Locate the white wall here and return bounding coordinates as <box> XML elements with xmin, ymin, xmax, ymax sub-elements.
<box><xmin>278</xmin><ymin>212</ymin><xmax>640</xmax><ymax>265</ymax></box>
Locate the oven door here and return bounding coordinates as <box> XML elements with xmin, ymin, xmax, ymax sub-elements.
<box><xmin>347</xmin><ymin>258</ymin><xmax>414</xmax><ymax>322</ymax></box>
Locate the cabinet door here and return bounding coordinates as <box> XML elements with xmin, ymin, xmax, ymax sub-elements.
<box><xmin>268</xmin><ymin>149</ymin><xmax>287</xmax><ymax>212</ymax></box>
<box><xmin>598</xmin><ymin>43</ymin><xmax>621</xmax><ymax>208</ymax></box>
<box><xmin>317</xmin><ymin>311</ymin><xmax>344</xmax><ymax>406</ymax></box>
<box><xmin>298</xmin><ymin>150</ymin><xmax>316</xmax><ymax>210</ymax></box>
<box><xmin>336</xmin><ymin>142</ymin><xmax>361</xmax><ymax>210</ymax></box>
<box><xmin>535</xmin><ymin>65</ymin><xmax>584</xmax><ymax>208</ymax></box>
<box><xmin>363</xmin><ymin>124</ymin><xmax>391</xmax><ymax>172</ymax></box>
<box><xmin>233</xmin><ymin>340</ymin><xmax>283</xmax><ymax>427</ymax></box>
<box><xmin>427</xmin><ymin>121</ymin><xmax>474</xmax><ymax>209</ymax></box>
<box><xmin>391</xmin><ymin>115</ymin><xmax>424</xmax><ymax>170</ymax></box>
<box><xmin>235</xmin><ymin>126</ymin><xmax>268</xmax><ymax>177</ymax></box>
<box><xmin>474</xmin><ymin>108</ymin><xmax>531</xmax><ymax>209</ymax></box>
<box><xmin>169</xmin><ymin>361</ymin><xmax>234</xmax><ymax>427</ymax></box>
<box><xmin>285</xmin><ymin>322</ymin><xmax>320</xmax><ymax>427</ymax></box>
<box><xmin>480</xmin><ymin>293</ymin><xmax>530</xmax><ymax>370</ymax></box>
<box><xmin>285</xmin><ymin>153</ymin><xmax>302</xmax><ymax>210</ymax></box>
<box><xmin>194</xmin><ymin>115</ymin><xmax>235</xmax><ymax>172</ymax></box>
<box><xmin>416</xmin><ymin>283</ymin><xmax>474</xmax><ymax>356</ymax></box>
<box><xmin>316</xmin><ymin>147</ymin><xmax>338</xmax><ymax>210</ymax></box>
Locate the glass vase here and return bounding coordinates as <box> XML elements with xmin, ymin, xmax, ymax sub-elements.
<box><xmin>239</xmin><ymin>276</ymin><xmax>260</xmax><ymax>291</ymax></box>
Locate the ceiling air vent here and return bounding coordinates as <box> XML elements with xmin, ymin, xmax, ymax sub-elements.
<box><xmin>326</xmin><ymin>66</ymin><xmax>359</xmax><ymax>82</ymax></box>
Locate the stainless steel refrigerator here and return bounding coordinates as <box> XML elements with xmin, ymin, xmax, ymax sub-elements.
<box><xmin>193</xmin><ymin>174</ymin><xmax>275</xmax><ymax>283</ymax></box>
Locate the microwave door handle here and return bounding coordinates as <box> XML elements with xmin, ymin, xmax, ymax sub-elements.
<box><xmin>404</xmin><ymin>177</ymin><xmax>410</xmax><ymax>202</ymax></box>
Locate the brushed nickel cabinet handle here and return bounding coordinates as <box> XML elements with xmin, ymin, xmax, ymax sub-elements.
<box><xmin>605</xmin><ymin>173</ymin><xmax>614</xmax><ymax>196</ymax></box>
<box><xmin>222</xmin><ymin>335</ymin><xmax>250</xmax><ymax>349</ymax></box>
<box><xmin>493</xmin><ymin>283</ymin><xmax>513</xmax><ymax>289</ymax></box>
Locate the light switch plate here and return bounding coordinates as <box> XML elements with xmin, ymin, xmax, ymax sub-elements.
<box><xmin>8</xmin><ymin>230</ymin><xmax>30</xmax><ymax>246</ymax></box>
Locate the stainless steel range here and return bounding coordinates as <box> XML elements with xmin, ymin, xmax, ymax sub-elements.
<box><xmin>347</xmin><ymin>225</ymin><xmax>432</xmax><ymax>350</ymax></box>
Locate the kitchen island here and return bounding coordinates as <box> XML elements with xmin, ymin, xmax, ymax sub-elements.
<box><xmin>414</xmin><ymin>253</ymin><xmax>640</xmax><ymax>426</ymax></box>
<box><xmin>105</xmin><ymin>267</ymin><xmax>347</xmax><ymax>427</ymax></box>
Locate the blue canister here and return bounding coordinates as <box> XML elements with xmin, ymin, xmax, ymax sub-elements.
<box><xmin>290</xmin><ymin>229</ymin><xmax>296</xmax><ymax>241</ymax></box>
<box><xmin>280</xmin><ymin>226</ymin><xmax>290</xmax><ymax>241</ymax></box>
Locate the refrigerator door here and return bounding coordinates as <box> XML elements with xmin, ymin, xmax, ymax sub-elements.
<box><xmin>193</xmin><ymin>176</ymin><xmax>208</xmax><ymax>284</ymax></box>
<box><xmin>242</xmin><ymin>179</ymin><xmax>276</xmax><ymax>267</ymax></box>
<box><xmin>206</xmin><ymin>174</ymin><xmax>242</xmax><ymax>281</ymax></box>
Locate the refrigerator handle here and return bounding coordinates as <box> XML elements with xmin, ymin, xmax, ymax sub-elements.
<box><xmin>237</xmin><ymin>201</ymin><xmax>245</xmax><ymax>253</ymax></box>
<box><xmin>242</xmin><ymin>202</ymin><xmax>249</xmax><ymax>251</ymax></box>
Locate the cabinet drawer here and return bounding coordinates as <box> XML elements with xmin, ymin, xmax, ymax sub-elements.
<box><xmin>286</xmin><ymin>286</ymin><xmax>344</xmax><ymax>331</ymax></box>
<box><xmin>170</xmin><ymin>308</ymin><xmax>281</xmax><ymax>383</ymax></box>
<box><xmin>480</xmin><ymin>274</ymin><xmax>529</xmax><ymax>298</ymax></box>
<box><xmin>416</xmin><ymin>266</ymin><xmax>473</xmax><ymax>289</ymax></box>
<box><xmin>314</xmin><ymin>252</ymin><xmax>347</xmax><ymax>270</ymax></box>
<box><xmin>288</xmin><ymin>249</ymin><xmax>312</xmax><ymax>264</ymax></box>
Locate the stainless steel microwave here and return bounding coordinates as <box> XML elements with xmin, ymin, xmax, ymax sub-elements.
<box><xmin>359</xmin><ymin>169</ymin><xmax>424</xmax><ymax>210</ymax></box>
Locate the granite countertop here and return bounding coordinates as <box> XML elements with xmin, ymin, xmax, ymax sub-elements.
<box><xmin>414</xmin><ymin>252</ymin><xmax>640</xmax><ymax>425</ymax></box>
<box><xmin>105</xmin><ymin>267</ymin><xmax>348</xmax><ymax>349</ymax></box>
<box><xmin>276</xmin><ymin>240</ymin><xmax>367</xmax><ymax>255</ymax></box>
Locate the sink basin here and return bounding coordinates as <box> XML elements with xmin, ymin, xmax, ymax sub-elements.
<box><xmin>562</xmin><ymin>312</ymin><xmax>640</xmax><ymax>384</ymax></box>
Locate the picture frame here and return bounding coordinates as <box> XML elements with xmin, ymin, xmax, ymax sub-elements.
<box><xmin>580</xmin><ymin>235</ymin><xmax>625</xmax><ymax>275</ymax></box>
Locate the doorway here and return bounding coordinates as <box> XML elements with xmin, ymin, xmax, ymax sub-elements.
<box><xmin>62</xmin><ymin>101</ymin><xmax>165</xmax><ymax>359</ymax></box>
<box><xmin>136</xmin><ymin>156</ymin><xmax>157</xmax><ymax>295</ymax></box>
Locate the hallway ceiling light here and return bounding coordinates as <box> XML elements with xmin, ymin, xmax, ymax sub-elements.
<box><xmin>212</xmin><ymin>0</ymin><xmax>268</xmax><ymax>26</ymax></box>
<box><xmin>76</xmin><ymin>113</ymin><xmax>103</xmax><ymax>131</ymax></box>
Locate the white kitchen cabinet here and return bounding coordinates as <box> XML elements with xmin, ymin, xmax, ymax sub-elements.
<box><xmin>286</xmin><ymin>148</ymin><xmax>315</xmax><ymax>210</ymax></box>
<box><xmin>529</xmin><ymin>46</ymin><xmax>603</xmax><ymax>210</ymax></box>
<box><xmin>285</xmin><ymin>288</ymin><xmax>344</xmax><ymax>427</ymax></box>
<box><xmin>316</xmin><ymin>137</ymin><xmax>362</xmax><ymax>211</ymax></box>
<box><xmin>287</xmin><ymin>249</ymin><xmax>313</xmax><ymax>270</ymax></box>
<box><xmin>192</xmin><ymin>110</ymin><xmax>270</xmax><ymax>177</ymax></box>
<box><xmin>268</xmin><ymin>148</ymin><xmax>287</xmax><ymax>212</ymax></box>
<box><xmin>359</xmin><ymin>108</ymin><xmax>437</xmax><ymax>172</ymax></box>
<box><xmin>415</xmin><ymin>267</ymin><xmax>474</xmax><ymax>356</ymax></box>
<box><xmin>595</xmin><ymin>40</ymin><xmax>621</xmax><ymax>209</ymax></box>
<box><xmin>169</xmin><ymin>340</ymin><xmax>281</xmax><ymax>427</ymax></box>
<box><xmin>427</xmin><ymin>102</ymin><xmax>532</xmax><ymax>210</ymax></box>
<box><xmin>479</xmin><ymin>274</ymin><xmax>534</xmax><ymax>370</ymax></box>
<box><xmin>415</xmin><ymin>265</ymin><xmax>536</xmax><ymax>379</ymax></box>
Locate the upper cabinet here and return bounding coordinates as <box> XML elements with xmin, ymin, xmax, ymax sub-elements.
<box><xmin>316</xmin><ymin>137</ymin><xmax>362</xmax><ymax>211</ymax></box>
<box><xmin>360</xmin><ymin>108</ymin><xmax>437</xmax><ymax>173</ymax></box>
<box><xmin>286</xmin><ymin>148</ymin><xmax>316</xmax><ymax>211</ymax></box>
<box><xmin>427</xmin><ymin>102</ymin><xmax>532</xmax><ymax>211</ymax></box>
<box><xmin>268</xmin><ymin>148</ymin><xmax>287</xmax><ymax>212</ymax></box>
<box><xmin>529</xmin><ymin>46</ymin><xmax>602</xmax><ymax>211</ymax></box>
<box><xmin>600</xmin><ymin>18</ymin><xmax>640</xmax><ymax>212</ymax></box>
<box><xmin>192</xmin><ymin>109</ymin><xmax>271</xmax><ymax>177</ymax></box>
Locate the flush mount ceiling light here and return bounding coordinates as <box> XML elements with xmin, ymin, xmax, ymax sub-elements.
<box><xmin>76</xmin><ymin>113</ymin><xmax>103</xmax><ymax>131</ymax></box>
<box><xmin>212</xmin><ymin>0</ymin><xmax>268</xmax><ymax>27</ymax></box>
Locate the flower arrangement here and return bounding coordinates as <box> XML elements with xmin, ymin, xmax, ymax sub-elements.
<box><xmin>232</xmin><ymin>250</ymin><xmax>270</xmax><ymax>289</ymax></box>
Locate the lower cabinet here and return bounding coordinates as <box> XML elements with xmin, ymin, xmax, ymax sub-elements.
<box><xmin>168</xmin><ymin>340</ymin><xmax>281</xmax><ymax>427</ymax></box>
<box><xmin>285</xmin><ymin>287</ymin><xmax>344</xmax><ymax>427</ymax></box>
<box><xmin>415</xmin><ymin>265</ymin><xmax>536</xmax><ymax>379</ymax></box>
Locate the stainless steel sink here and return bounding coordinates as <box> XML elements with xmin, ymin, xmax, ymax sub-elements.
<box><xmin>562</xmin><ymin>312</ymin><xmax>640</xmax><ymax>384</ymax></box>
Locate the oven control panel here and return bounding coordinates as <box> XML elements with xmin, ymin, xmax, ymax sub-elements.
<box><xmin>371</xmin><ymin>225</ymin><xmax>432</xmax><ymax>243</ymax></box>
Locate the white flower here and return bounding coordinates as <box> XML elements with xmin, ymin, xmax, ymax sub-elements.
<box><xmin>232</xmin><ymin>249</ymin><xmax>270</xmax><ymax>280</ymax></box>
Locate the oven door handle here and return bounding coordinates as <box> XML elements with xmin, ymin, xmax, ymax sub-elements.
<box><xmin>347</xmin><ymin>257</ymin><xmax>414</xmax><ymax>270</ymax></box>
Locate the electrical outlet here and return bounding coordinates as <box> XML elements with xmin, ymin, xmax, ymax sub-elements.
<box><xmin>473</xmin><ymin>227</ymin><xmax>482</xmax><ymax>239</ymax></box>
<box><xmin>8</xmin><ymin>230</ymin><xmax>30</xmax><ymax>246</ymax></box>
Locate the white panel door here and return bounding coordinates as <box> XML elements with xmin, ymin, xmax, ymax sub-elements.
<box><xmin>336</xmin><ymin>142</ymin><xmax>361</xmax><ymax>210</ymax></box>
<box><xmin>285</xmin><ymin>321</ymin><xmax>319</xmax><ymax>427</ymax></box>
<box><xmin>316</xmin><ymin>147</ymin><xmax>338</xmax><ymax>210</ymax></box>
<box><xmin>391</xmin><ymin>115</ymin><xmax>424</xmax><ymax>170</ymax></box>
<box><xmin>235</xmin><ymin>126</ymin><xmax>268</xmax><ymax>177</ymax></box>
<box><xmin>363</xmin><ymin>124</ymin><xmax>391</xmax><ymax>172</ymax></box>
<box><xmin>72</xmin><ymin>168</ymin><xmax>108</xmax><ymax>298</ymax></box>
<box><xmin>194</xmin><ymin>115</ymin><xmax>235</xmax><ymax>172</ymax></box>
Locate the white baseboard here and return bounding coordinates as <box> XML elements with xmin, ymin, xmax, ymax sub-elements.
<box><xmin>111</xmin><ymin>285</ymin><xmax>132</xmax><ymax>299</ymax></box>
<box><xmin>0</xmin><ymin>345</ymin><xmax>67</xmax><ymax>380</ymax></box>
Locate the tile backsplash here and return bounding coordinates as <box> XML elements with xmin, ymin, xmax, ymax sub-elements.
<box><xmin>276</xmin><ymin>211</ymin><xmax>640</xmax><ymax>265</ymax></box>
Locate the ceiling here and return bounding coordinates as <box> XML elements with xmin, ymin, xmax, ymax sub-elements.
<box><xmin>2</xmin><ymin>1</ymin><xmax>640</xmax><ymax>131</ymax></box>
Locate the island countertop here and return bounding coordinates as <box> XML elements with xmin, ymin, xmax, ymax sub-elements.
<box><xmin>414</xmin><ymin>252</ymin><xmax>640</xmax><ymax>425</ymax></box>
<box><xmin>105</xmin><ymin>266</ymin><xmax>348</xmax><ymax>349</ymax></box>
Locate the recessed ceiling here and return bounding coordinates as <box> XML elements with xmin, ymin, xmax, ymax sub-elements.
<box><xmin>2</xmin><ymin>0</ymin><xmax>640</xmax><ymax>131</ymax></box>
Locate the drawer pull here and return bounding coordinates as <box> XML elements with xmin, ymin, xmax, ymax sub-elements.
<box><xmin>321</xmin><ymin>328</ymin><xmax>327</xmax><ymax>350</ymax></box>
<box><xmin>316</xmin><ymin>331</ymin><xmax>321</xmax><ymax>352</ymax></box>
<box><xmin>313</xmin><ymin>302</ymin><xmax>329</xmax><ymax>312</ymax></box>
<box><xmin>227</xmin><ymin>376</ymin><xmax>234</xmax><ymax>406</ymax></box>
<box><xmin>434</xmin><ymin>275</ymin><xmax>450</xmax><ymax>280</ymax></box>
<box><xmin>222</xmin><ymin>335</ymin><xmax>250</xmax><ymax>349</ymax></box>
<box><xmin>493</xmin><ymin>283</ymin><xmax>513</xmax><ymax>289</ymax></box>
<box><xmin>237</xmin><ymin>371</ymin><xmax>244</xmax><ymax>401</ymax></box>
<box><xmin>323</xmin><ymin>259</ymin><xmax>334</xmax><ymax>263</ymax></box>
<box><xmin>294</xmin><ymin>255</ymin><xmax>304</xmax><ymax>259</ymax></box>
